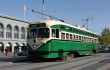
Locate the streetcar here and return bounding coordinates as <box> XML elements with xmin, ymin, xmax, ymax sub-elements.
<box><xmin>27</xmin><ymin>20</ymin><xmax>99</xmax><ymax>60</ymax></box>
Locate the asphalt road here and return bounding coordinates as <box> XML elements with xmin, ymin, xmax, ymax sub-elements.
<box><xmin>0</xmin><ymin>53</ymin><xmax>110</xmax><ymax>70</ymax></box>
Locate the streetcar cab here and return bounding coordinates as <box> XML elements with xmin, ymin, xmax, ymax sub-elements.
<box><xmin>27</xmin><ymin>22</ymin><xmax>50</xmax><ymax>50</ymax></box>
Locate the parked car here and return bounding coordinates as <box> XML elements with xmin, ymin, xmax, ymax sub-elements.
<box><xmin>17</xmin><ymin>52</ymin><xmax>27</xmax><ymax>56</ymax></box>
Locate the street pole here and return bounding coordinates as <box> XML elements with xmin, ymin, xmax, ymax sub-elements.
<box><xmin>13</xmin><ymin>47</ymin><xmax>15</xmax><ymax>62</ymax></box>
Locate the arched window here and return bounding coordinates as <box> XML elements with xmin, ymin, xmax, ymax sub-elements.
<box><xmin>14</xmin><ymin>26</ymin><xmax>19</xmax><ymax>39</ymax></box>
<box><xmin>0</xmin><ymin>23</ymin><xmax>4</xmax><ymax>38</ymax></box>
<box><xmin>0</xmin><ymin>42</ymin><xmax>4</xmax><ymax>52</ymax></box>
<box><xmin>21</xmin><ymin>27</ymin><xmax>25</xmax><ymax>39</ymax></box>
<box><xmin>6</xmin><ymin>25</ymin><xmax>12</xmax><ymax>38</ymax></box>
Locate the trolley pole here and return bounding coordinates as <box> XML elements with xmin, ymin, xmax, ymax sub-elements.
<box><xmin>86</xmin><ymin>18</ymin><xmax>89</xmax><ymax>30</ymax></box>
<box><xmin>82</xmin><ymin>18</ymin><xmax>93</xmax><ymax>30</ymax></box>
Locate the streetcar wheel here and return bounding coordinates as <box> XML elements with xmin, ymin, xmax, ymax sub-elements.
<box><xmin>70</xmin><ymin>53</ymin><xmax>74</xmax><ymax>58</ymax></box>
<box><xmin>65</xmin><ymin>55</ymin><xmax>71</xmax><ymax>60</ymax></box>
<box><xmin>91</xmin><ymin>52</ymin><xmax>95</xmax><ymax>56</ymax></box>
<box><xmin>65</xmin><ymin>53</ymin><xmax>74</xmax><ymax>60</ymax></box>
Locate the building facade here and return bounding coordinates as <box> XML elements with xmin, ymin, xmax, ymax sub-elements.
<box><xmin>0</xmin><ymin>14</ymin><xmax>30</xmax><ymax>53</ymax></box>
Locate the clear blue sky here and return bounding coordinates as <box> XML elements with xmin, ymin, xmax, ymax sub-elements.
<box><xmin>0</xmin><ymin>0</ymin><xmax>110</xmax><ymax>34</ymax></box>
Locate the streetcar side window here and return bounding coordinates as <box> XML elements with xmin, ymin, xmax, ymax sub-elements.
<box><xmin>90</xmin><ymin>38</ymin><xmax>92</xmax><ymax>43</ymax></box>
<box><xmin>61</xmin><ymin>33</ymin><xmax>65</xmax><ymax>40</ymax></box>
<box><xmin>85</xmin><ymin>37</ymin><xmax>87</xmax><ymax>42</ymax></box>
<box><xmin>52</xmin><ymin>29</ymin><xmax>59</xmax><ymax>38</ymax></box>
<box><xmin>73</xmin><ymin>34</ymin><xmax>75</xmax><ymax>41</ymax></box>
<box><xmin>79</xmin><ymin>36</ymin><xmax>81</xmax><ymax>41</ymax></box>
<box><xmin>56</xmin><ymin>29</ymin><xmax>59</xmax><ymax>38</ymax></box>
<box><xmin>74</xmin><ymin>35</ymin><xmax>76</xmax><ymax>41</ymax></box>
<box><xmin>92</xmin><ymin>38</ymin><xmax>94</xmax><ymax>42</ymax></box>
<box><xmin>52</xmin><ymin>29</ymin><xmax>56</xmax><ymax>37</ymax></box>
<box><xmin>76</xmin><ymin>35</ymin><xmax>78</xmax><ymax>41</ymax></box>
<box><xmin>70</xmin><ymin>34</ymin><xmax>72</xmax><ymax>40</ymax></box>
<box><xmin>66</xmin><ymin>33</ymin><xmax>69</xmax><ymax>40</ymax></box>
<box><xmin>94</xmin><ymin>39</ymin><xmax>98</xmax><ymax>43</ymax></box>
<box><xmin>82</xmin><ymin>36</ymin><xmax>84</xmax><ymax>42</ymax></box>
<box><xmin>72</xmin><ymin>34</ymin><xmax>74</xmax><ymax>40</ymax></box>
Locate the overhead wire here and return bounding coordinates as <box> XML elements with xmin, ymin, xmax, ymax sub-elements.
<box><xmin>64</xmin><ymin>0</ymin><xmax>93</xmax><ymax>18</ymax></box>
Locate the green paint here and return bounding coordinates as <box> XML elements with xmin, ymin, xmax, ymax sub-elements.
<box><xmin>28</xmin><ymin>40</ymin><xmax>99</xmax><ymax>58</ymax></box>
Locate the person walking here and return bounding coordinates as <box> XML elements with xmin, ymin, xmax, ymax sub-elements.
<box><xmin>5</xmin><ymin>48</ymin><xmax>8</xmax><ymax>56</ymax></box>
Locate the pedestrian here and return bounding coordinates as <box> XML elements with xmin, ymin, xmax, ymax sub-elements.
<box><xmin>5</xmin><ymin>48</ymin><xmax>8</xmax><ymax>56</ymax></box>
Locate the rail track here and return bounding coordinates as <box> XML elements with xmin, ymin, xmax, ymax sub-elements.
<box><xmin>30</xmin><ymin>54</ymin><xmax>109</xmax><ymax>70</ymax></box>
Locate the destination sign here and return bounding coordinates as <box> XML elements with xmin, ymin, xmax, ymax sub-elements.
<box><xmin>29</xmin><ymin>23</ymin><xmax>46</xmax><ymax>28</ymax></box>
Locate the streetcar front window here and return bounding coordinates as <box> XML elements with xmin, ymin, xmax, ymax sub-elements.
<box><xmin>28</xmin><ymin>29</ymin><xmax>37</xmax><ymax>38</ymax></box>
<box><xmin>28</xmin><ymin>28</ymin><xmax>49</xmax><ymax>38</ymax></box>
<box><xmin>37</xmin><ymin>28</ymin><xmax>49</xmax><ymax>38</ymax></box>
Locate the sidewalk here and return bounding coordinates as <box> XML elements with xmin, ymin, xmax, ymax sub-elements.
<box><xmin>0</xmin><ymin>52</ymin><xmax>28</xmax><ymax>62</ymax></box>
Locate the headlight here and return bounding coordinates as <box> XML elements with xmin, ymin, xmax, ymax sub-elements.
<box><xmin>34</xmin><ymin>46</ymin><xmax>36</xmax><ymax>48</ymax></box>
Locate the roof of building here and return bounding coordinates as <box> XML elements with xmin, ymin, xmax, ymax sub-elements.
<box><xmin>0</xmin><ymin>14</ymin><xmax>31</xmax><ymax>24</ymax></box>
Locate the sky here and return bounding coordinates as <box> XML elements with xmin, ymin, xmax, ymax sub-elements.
<box><xmin>0</xmin><ymin>0</ymin><xmax>110</xmax><ymax>35</ymax></box>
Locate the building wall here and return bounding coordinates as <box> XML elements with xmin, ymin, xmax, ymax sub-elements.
<box><xmin>0</xmin><ymin>15</ymin><xmax>30</xmax><ymax>53</ymax></box>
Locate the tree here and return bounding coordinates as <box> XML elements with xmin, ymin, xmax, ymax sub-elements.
<box><xmin>99</xmin><ymin>28</ymin><xmax>110</xmax><ymax>48</ymax></box>
<box><xmin>101</xmin><ymin>28</ymin><xmax>109</xmax><ymax>36</ymax></box>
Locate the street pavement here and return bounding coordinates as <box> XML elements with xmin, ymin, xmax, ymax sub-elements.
<box><xmin>0</xmin><ymin>52</ymin><xmax>110</xmax><ymax>70</ymax></box>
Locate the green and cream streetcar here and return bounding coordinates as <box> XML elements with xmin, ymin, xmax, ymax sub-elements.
<box><xmin>27</xmin><ymin>20</ymin><xmax>99</xmax><ymax>59</ymax></box>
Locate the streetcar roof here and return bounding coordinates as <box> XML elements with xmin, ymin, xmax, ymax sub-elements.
<box><xmin>32</xmin><ymin>20</ymin><xmax>97</xmax><ymax>34</ymax></box>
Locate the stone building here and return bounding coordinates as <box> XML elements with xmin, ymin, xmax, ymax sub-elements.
<box><xmin>0</xmin><ymin>14</ymin><xmax>30</xmax><ymax>53</ymax></box>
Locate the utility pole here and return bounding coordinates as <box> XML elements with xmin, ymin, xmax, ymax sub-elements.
<box><xmin>42</xmin><ymin>0</ymin><xmax>45</xmax><ymax>19</ymax></box>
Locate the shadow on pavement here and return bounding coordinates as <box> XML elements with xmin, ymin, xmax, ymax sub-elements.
<box><xmin>0</xmin><ymin>53</ymin><xmax>28</xmax><ymax>63</ymax></box>
<box><xmin>0</xmin><ymin>56</ymin><xmax>29</xmax><ymax>63</ymax></box>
